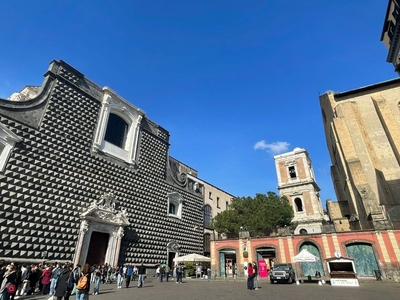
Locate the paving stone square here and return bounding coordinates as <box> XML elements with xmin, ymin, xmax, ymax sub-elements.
<box><xmin>26</xmin><ymin>278</ymin><xmax>400</xmax><ymax>300</ymax></box>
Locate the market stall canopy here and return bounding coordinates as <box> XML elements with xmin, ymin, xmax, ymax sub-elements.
<box><xmin>173</xmin><ymin>253</ymin><xmax>211</xmax><ymax>263</ymax></box>
<box><xmin>293</xmin><ymin>249</ymin><xmax>320</xmax><ymax>262</ymax></box>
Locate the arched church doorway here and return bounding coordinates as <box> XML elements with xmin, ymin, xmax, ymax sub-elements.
<box><xmin>346</xmin><ymin>243</ymin><xmax>379</xmax><ymax>277</ymax></box>
<box><xmin>86</xmin><ymin>231</ymin><xmax>109</xmax><ymax>265</ymax></box>
<box><xmin>299</xmin><ymin>242</ymin><xmax>324</xmax><ymax>277</ymax></box>
<box><xmin>73</xmin><ymin>192</ymin><xmax>130</xmax><ymax>267</ymax></box>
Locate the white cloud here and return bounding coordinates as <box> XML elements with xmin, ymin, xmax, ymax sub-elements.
<box><xmin>254</xmin><ymin>140</ymin><xmax>290</xmax><ymax>155</ymax></box>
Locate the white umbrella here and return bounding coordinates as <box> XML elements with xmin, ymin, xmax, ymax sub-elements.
<box><xmin>173</xmin><ymin>253</ymin><xmax>211</xmax><ymax>263</ymax></box>
<box><xmin>293</xmin><ymin>249</ymin><xmax>320</xmax><ymax>284</ymax></box>
<box><xmin>293</xmin><ymin>249</ymin><xmax>320</xmax><ymax>263</ymax></box>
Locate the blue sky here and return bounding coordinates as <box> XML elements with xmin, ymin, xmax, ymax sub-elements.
<box><xmin>0</xmin><ymin>1</ymin><xmax>395</xmax><ymax>207</ymax></box>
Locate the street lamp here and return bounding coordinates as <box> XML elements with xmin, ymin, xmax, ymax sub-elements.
<box><xmin>41</xmin><ymin>251</ymin><xmax>48</xmax><ymax>265</ymax></box>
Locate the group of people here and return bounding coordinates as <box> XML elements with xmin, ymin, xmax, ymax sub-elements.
<box><xmin>155</xmin><ymin>263</ymin><xmax>185</xmax><ymax>283</ymax></box>
<box><xmin>0</xmin><ymin>261</ymin><xmax>148</xmax><ymax>300</ymax></box>
<box><xmin>246</xmin><ymin>261</ymin><xmax>259</xmax><ymax>291</ymax></box>
<box><xmin>0</xmin><ymin>260</ymin><xmax>194</xmax><ymax>300</ymax></box>
<box><xmin>0</xmin><ymin>262</ymin><xmax>78</xmax><ymax>300</ymax></box>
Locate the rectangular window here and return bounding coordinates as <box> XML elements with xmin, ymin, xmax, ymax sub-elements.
<box><xmin>209</xmin><ymin>192</ymin><xmax>212</xmax><ymax>199</ymax></box>
<box><xmin>169</xmin><ymin>203</ymin><xmax>176</xmax><ymax>215</ymax></box>
<box><xmin>217</xmin><ymin>197</ymin><xmax>220</xmax><ymax>208</ymax></box>
<box><xmin>167</xmin><ymin>192</ymin><xmax>183</xmax><ymax>219</ymax></box>
<box><xmin>226</xmin><ymin>201</ymin><xmax>229</xmax><ymax>210</ymax></box>
<box><xmin>288</xmin><ymin>166</ymin><xmax>297</xmax><ymax>178</ymax></box>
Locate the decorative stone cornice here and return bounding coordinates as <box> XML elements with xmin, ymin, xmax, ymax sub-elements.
<box><xmin>81</xmin><ymin>192</ymin><xmax>130</xmax><ymax>227</ymax></box>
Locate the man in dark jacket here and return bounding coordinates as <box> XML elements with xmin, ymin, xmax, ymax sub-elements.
<box><xmin>54</xmin><ymin>264</ymin><xmax>72</xmax><ymax>300</ymax></box>
<box><xmin>137</xmin><ymin>264</ymin><xmax>146</xmax><ymax>288</ymax></box>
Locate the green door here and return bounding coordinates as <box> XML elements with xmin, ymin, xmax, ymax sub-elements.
<box><xmin>219</xmin><ymin>252</ymin><xmax>226</xmax><ymax>277</ymax></box>
<box><xmin>346</xmin><ymin>243</ymin><xmax>378</xmax><ymax>277</ymax></box>
<box><xmin>300</xmin><ymin>243</ymin><xmax>324</xmax><ymax>277</ymax></box>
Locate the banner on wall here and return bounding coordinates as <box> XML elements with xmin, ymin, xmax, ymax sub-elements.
<box><xmin>258</xmin><ymin>260</ymin><xmax>268</xmax><ymax>278</ymax></box>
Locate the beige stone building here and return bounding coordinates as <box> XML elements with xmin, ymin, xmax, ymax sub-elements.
<box><xmin>381</xmin><ymin>0</ymin><xmax>400</xmax><ymax>74</ymax></box>
<box><xmin>200</xmin><ymin>180</ymin><xmax>234</xmax><ymax>256</ymax></box>
<box><xmin>274</xmin><ymin>148</ymin><xmax>325</xmax><ymax>234</ymax></box>
<box><xmin>319</xmin><ymin>78</ymin><xmax>400</xmax><ymax>230</ymax></box>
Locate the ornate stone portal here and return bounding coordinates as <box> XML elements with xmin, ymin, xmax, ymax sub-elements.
<box><xmin>73</xmin><ymin>192</ymin><xmax>130</xmax><ymax>266</ymax></box>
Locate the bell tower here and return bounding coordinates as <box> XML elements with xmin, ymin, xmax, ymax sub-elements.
<box><xmin>274</xmin><ymin>148</ymin><xmax>325</xmax><ymax>234</ymax></box>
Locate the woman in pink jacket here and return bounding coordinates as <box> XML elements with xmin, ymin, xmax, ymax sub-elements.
<box><xmin>41</xmin><ymin>265</ymin><xmax>52</xmax><ymax>295</ymax></box>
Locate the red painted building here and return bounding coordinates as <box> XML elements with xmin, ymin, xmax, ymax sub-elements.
<box><xmin>210</xmin><ymin>229</ymin><xmax>400</xmax><ymax>280</ymax></box>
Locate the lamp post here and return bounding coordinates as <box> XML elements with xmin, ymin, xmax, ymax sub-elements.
<box><xmin>41</xmin><ymin>251</ymin><xmax>48</xmax><ymax>266</ymax></box>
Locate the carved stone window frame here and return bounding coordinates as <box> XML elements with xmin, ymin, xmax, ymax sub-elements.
<box><xmin>92</xmin><ymin>87</ymin><xmax>145</xmax><ymax>165</ymax></box>
<box><xmin>0</xmin><ymin>123</ymin><xmax>21</xmax><ymax>172</ymax></box>
<box><xmin>167</xmin><ymin>192</ymin><xmax>183</xmax><ymax>219</ymax></box>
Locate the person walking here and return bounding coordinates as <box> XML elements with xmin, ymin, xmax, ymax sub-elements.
<box><xmin>116</xmin><ymin>266</ymin><xmax>124</xmax><ymax>289</ymax></box>
<box><xmin>41</xmin><ymin>265</ymin><xmax>52</xmax><ymax>295</ymax></box>
<box><xmin>156</xmin><ymin>266</ymin><xmax>160</xmax><ymax>281</ymax></box>
<box><xmin>176</xmin><ymin>263</ymin><xmax>183</xmax><ymax>284</ymax></box>
<box><xmin>159</xmin><ymin>265</ymin><xmax>165</xmax><ymax>282</ymax></box>
<box><xmin>75</xmin><ymin>264</ymin><xmax>90</xmax><ymax>300</ymax></box>
<box><xmin>70</xmin><ymin>264</ymin><xmax>80</xmax><ymax>296</ymax></box>
<box><xmin>53</xmin><ymin>263</ymin><xmax>72</xmax><ymax>300</ymax></box>
<box><xmin>253</xmin><ymin>261</ymin><xmax>259</xmax><ymax>290</ymax></box>
<box><xmin>125</xmin><ymin>264</ymin><xmax>133</xmax><ymax>288</ymax></box>
<box><xmin>137</xmin><ymin>264</ymin><xmax>146</xmax><ymax>288</ymax></box>
<box><xmin>132</xmin><ymin>266</ymin><xmax>138</xmax><ymax>282</ymax></box>
<box><xmin>27</xmin><ymin>265</ymin><xmax>39</xmax><ymax>295</ymax></box>
<box><xmin>92</xmin><ymin>267</ymin><xmax>101</xmax><ymax>295</ymax></box>
<box><xmin>50</xmin><ymin>263</ymin><xmax>63</xmax><ymax>297</ymax></box>
<box><xmin>165</xmin><ymin>265</ymin><xmax>170</xmax><ymax>282</ymax></box>
<box><xmin>0</xmin><ymin>264</ymin><xmax>18</xmax><ymax>300</ymax></box>
<box><xmin>247</xmin><ymin>263</ymin><xmax>254</xmax><ymax>291</ymax></box>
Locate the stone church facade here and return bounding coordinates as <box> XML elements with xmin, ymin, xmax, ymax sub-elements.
<box><xmin>320</xmin><ymin>77</ymin><xmax>400</xmax><ymax>230</ymax></box>
<box><xmin>0</xmin><ymin>60</ymin><xmax>206</xmax><ymax>267</ymax></box>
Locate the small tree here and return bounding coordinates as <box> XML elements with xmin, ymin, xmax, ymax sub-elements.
<box><xmin>184</xmin><ymin>262</ymin><xmax>195</xmax><ymax>276</ymax></box>
<box><xmin>212</xmin><ymin>192</ymin><xmax>293</xmax><ymax>237</ymax></box>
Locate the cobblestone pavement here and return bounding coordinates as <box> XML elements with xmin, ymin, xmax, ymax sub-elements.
<box><xmin>24</xmin><ymin>278</ymin><xmax>400</xmax><ymax>300</ymax></box>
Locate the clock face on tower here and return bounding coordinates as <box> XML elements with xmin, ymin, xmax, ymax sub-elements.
<box><xmin>334</xmin><ymin>251</ymin><xmax>341</xmax><ymax>258</ymax></box>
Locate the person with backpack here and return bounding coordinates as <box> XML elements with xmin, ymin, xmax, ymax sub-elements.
<box><xmin>75</xmin><ymin>264</ymin><xmax>90</xmax><ymax>300</ymax></box>
<box><xmin>70</xmin><ymin>264</ymin><xmax>80</xmax><ymax>296</ymax></box>
<box><xmin>159</xmin><ymin>265</ymin><xmax>165</xmax><ymax>282</ymax></box>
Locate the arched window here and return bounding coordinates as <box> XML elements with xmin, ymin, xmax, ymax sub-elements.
<box><xmin>204</xmin><ymin>233</ymin><xmax>211</xmax><ymax>254</ymax></box>
<box><xmin>294</xmin><ymin>198</ymin><xmax>303</xmax><ymax>212</ymax></box>
<box><xmin>299</xmin><ymin>228</ymin><xmax>308</xmax><ymax>234</ymax></box>
<box><xmin>104</xmin><ymin>113</ymin><xmax>128</xmax><ymax>148</ymax></box>
<box><xmin>204</xmin><ymin>205</ymin><xmax>212</xmax><ymax>227</ymax></box>
<box><xmin>92</xmin><ymin>88</ymin><xmax>145</xmax><ymax>165</ymax></box>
